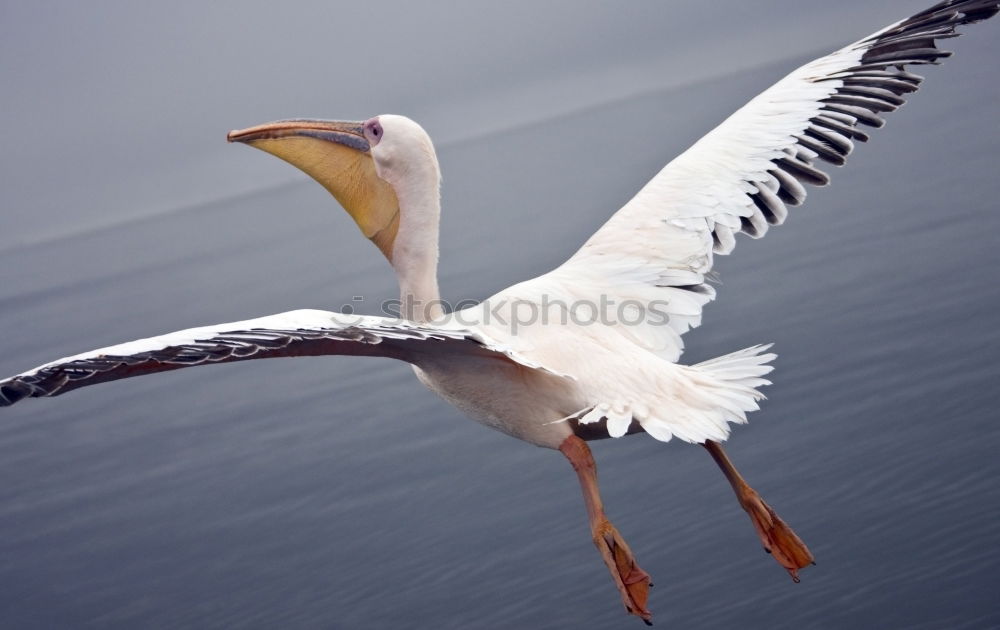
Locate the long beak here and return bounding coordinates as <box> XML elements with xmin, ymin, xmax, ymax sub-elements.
<box><xmin>228</xmin><ymin>119</ymin><xmax>400</xmax><ymax>261</ymax></box>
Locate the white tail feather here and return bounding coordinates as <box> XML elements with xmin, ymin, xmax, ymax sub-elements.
<box><xmin>576</xmin><ymin>344</ymin><xmax>777</xmax><ymax>444</ymax></box>
<box><xmin>691</xmin><ymin>343</ymin><xmax>775</xmax><ymax>430</ymax></box>
<box><xmin>639</xmin><ymin>344</ymin><xmax>777</xmax><ymax>444</ymax></box>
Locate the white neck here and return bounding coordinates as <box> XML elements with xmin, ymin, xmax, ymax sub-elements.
<box><xmin>388</xmin><ymin>163</ymin><xmax>443</xmax><ymax>323</ymax></box>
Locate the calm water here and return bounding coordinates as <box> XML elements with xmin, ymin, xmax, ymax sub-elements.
<box><xmin>2</xmin><ymin>3</ymin><xmax>999</xmax><ymax>629</ymax></box>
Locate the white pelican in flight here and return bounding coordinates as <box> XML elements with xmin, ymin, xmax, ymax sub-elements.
<box><xmin>2</xmin><ymin>0</ymin><xmax>997</xmax><ymax>623</ymax></box>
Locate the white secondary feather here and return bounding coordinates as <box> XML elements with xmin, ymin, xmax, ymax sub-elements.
<box><xmin>547</xmin><ymin>40</ymin><xmax>869</xmax><ymax>364</ymax></box>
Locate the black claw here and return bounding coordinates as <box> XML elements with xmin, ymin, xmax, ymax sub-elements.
<box><xmin>643</xmin><ymin>619</ymin><xmax>653</xmax><ymax>626</ymax></box>
<box><xmin>764</xmin><ymin>547</ymin><xmax>772</xmax><ymax>554</ymax></box>
<box><xmin>811</xmin><ymin>561</ymin><xmax>817</xmax><ymax>566</ymax></box>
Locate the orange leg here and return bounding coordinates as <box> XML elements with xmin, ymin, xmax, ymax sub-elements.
<box><xmin>560</xmin><ymin>435</ymin><xmax>653</xmax><ymax>625</ymax></box>
<box><xmin>703</xmin><ymin>440</ymin><xmax>815</xmax><ymax>581</ymax></box>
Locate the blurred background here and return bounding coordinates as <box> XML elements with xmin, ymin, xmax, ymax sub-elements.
<box><xmin>1</xmin><ymin>1</ymin><xmax>998</xmax><ymax>628</ymax></box>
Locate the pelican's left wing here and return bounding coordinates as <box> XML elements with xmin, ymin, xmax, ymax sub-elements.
<box><xmin>0</xmin><ymin>309</ymin><xmax>549</xmax><ymax>406</ymax></box>
<box><xmin>548</xmin><ymin>0</ymin><xmax>998</xmax><ymax>362</ymax></box>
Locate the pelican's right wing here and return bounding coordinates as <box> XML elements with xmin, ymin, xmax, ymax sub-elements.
<box><xmin>547</xmin><ymin>0</ymin><xmax>998</xmax><ymax>362</ymax></box>
<box><xmin>0</xmin><ymin>309</ymin><xmax>550</xmax><ymax>406</ymax></box>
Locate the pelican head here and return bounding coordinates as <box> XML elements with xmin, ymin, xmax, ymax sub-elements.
<box><xmin>227</xmin><ymin>115</ymin><xmax>440</xmax><ymax>264</ymax></box>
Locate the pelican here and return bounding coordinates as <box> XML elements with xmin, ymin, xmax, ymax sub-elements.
<box><xmin>2</xmin><ymin>1</ymin><xmax>997</xmax><ymax>624</ymax></box>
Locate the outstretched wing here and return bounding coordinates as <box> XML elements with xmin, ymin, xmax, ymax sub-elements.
<box><xmin>549</xmin><ymin>0</ymin><xmax>999</xmax><ymax>362</ymax></box>
<box><xmin>0</xmin><ymin>309</ymin><xmax>547</xmax><ymax>406</ymax></box>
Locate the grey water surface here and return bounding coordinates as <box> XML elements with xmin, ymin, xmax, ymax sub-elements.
<box><xmin>2</xmin><ymin>2</ymin><xmax>999</xmax><ymax>628</ymax></box>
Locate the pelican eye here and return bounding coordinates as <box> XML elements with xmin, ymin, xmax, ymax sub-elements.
<box><xmin>364</xmin><ymin>119</ymin><xmax>384</xmax><ymax>146</ymax></box>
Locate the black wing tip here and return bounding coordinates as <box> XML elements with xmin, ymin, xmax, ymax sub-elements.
<box><xmin>859</xmin><ymin>0</ymin><xmax>1000</xmax><ymax>67</ymax></box>
<box><xmin>0</xmin><ymin>381</ymin><xmax>31</xmax><ymax>407</ymax></box>
<box><xmin>890</xmin><ymin>0</ymin><xmax>999</xmax><ymax>30</ymax></box>
<box><xmin>919</xmin><ymin>0</ymin><xmax>1000</xmax><ymax>22</ymax></box>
